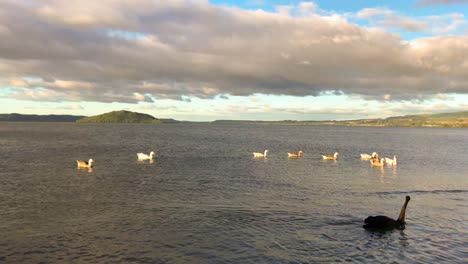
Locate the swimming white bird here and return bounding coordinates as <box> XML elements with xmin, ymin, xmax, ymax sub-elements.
<box><xmin>288</xmin><ymin>150</ymin><xmax>304</xmax><ymax>158</ymax></box>
<box><xmin>373</xmin><ymin>152</ymin><xmax>380</xmax><ymax>160</ymax></box>
<box><xmin>385</xmin><ymin>155</ymin><xmax>397</xmax><ymax>166</ymax></box>
<box><xmin>361</xmin><ymin>152</ymin><xmax>377</xmax><ymax>160</ymax></box>
<box><xmin>371</xmin><ymin>158</ymin><xmax>385</xmax><ymax>167</ymax></box>
<box><xmin>77</xmin><ymin>159</ymin><xmax>94</xmax><ymax>168</ymax></box>
<box><xmin>137</xmin><ymin>151</ymin><xmax>155</xmax><ymax>160</ymax></box>
<box><xmin>360</xmin><ymin>153</ymin><xmax>372</xmax><ymax>160</ymax></box>
<box><xmin>322</xmin><ymin>152</ymin><xmax>339</xmax><ymax>160</ymax></box>
<box><xmin>253</xmin><ymin>150</ymin><xmax>268</xmax><ymax>158</ymax></box>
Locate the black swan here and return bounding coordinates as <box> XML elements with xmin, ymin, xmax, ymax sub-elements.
<box><xmin>363</xmin><ymin>196</ymin><xmax>410</xmax><ymax>230</ymax></box>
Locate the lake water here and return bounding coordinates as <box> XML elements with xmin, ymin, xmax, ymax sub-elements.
<box><xmin>0</xmin><ymin>123</ymin><xmax>467</xmax><ymax>263</ymax></box>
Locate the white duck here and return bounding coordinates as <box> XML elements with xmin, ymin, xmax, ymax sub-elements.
<box><xmin>253</xmin><ymin>150</ymin><xmax>268</xmax><ymax>158</ymax></box>
<box><xmin>322</xmin><ymin>152</ymin><xmax>339</xmax><ymax>160</ymax></box>
<box><xmin>288</xmin><ymin>150</ymin><xmax>304</xmax><ymax>158</ymax></box>
<box><xmin>361</xmin><ymin>152</ymin><xmax>377</xmax><ymax>160</ymax></box>
<box><xmin>77</xmin><ymin>159</ymin><xmax>94</xmax><ymax>168</ymax></box>
<box><xmin>371</xmin><ymin>158</ymin><xmax>385</xmax><ymax>167</ymax></box>
<box><xmin>385</xmin><ymin>155</ymin><xmax>397</xmax><ymax>166</ymax></box>
<box><xmin>137</xmin><ymin>151</ymin><xmax>155</xmax><ymax>160</ymax></box>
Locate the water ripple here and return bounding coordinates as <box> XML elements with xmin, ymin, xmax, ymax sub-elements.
<box><xmin>0</xmin><ymin>123</ymin><xmax>466</xmax><ymax>263</ymax></box>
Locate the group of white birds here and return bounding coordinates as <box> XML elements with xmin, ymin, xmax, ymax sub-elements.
<box><xmin>253</xmin><ymin>150</ymin><xmax>340</xmax><ymax>160</ymax></box>
<box><xmin>252</xmin><ymin>150</ymin><xmax>397</xmax><ymax>167</ymax></box>
<box><xmin>253</xmin><ymin>150</ymin><xmax>310</xmax><ymax>158</ymax></box>
<box><xmin>76</xmin><ymin>151</ymin><xmax>156</xmax><ymax>168</ymax></box>
<box><xmin>360</xmin><ymin>152</ymin><xmax>397</xmax><ymax>167</ymax></box>
<box><xmin>77</xmin><ymin>150</ymin><xmax>397</xmax><ymax>169</ymax></box>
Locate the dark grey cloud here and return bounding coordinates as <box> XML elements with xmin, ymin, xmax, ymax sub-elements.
<box><xmin>0</xmin><ymin>0</ymin><xmax>467</xmax><ymax>104</ymax></box>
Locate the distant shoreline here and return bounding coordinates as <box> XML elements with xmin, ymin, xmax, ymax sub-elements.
<box><xmin>0</xmin><ymin>120</ymin><xmax>466</xmax><ymax>128</ymax></box>
<box><xmin>1</xmin><ymin>110</ymin><xmax>467</xmax><ymax>128</ymax></box>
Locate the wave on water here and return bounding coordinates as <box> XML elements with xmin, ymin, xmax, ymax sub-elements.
<box><xmin>326</xmin><ymin>219</ymin><xmax>362</xmax><ymax>226</ymax></box>
<box><xmin>371</xmin><ymin>189</ymin><xmax>468</xmax><ymax>195</ymax></box>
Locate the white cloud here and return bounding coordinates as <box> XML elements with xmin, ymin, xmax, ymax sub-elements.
<box><xmin>12</xmin><ymin>78</ymin><xmax>96</xmax><ymax>90</ymax></box>
<box><xmin>225</xmin><ymin>105</ymin><xmax>249</xmax><ymax>113</ymax></box>
<box><xmin>11</xmin><ymin>87</ymin><xmax>70</xmax><ymax>101</ymax></box>
<box><xmin>132</xmin><ymin>92</ymin><xmax>154</xmax><ymax>102</ymax></box>
<box><xmin>249</xmin><ymin>97</ymin><xmax>261</xmax><ymax>102</ymax></box>
<box><xmin>357</xmin><ymin>8</ymin><xmax>428</xmax><ymax>32</ymax></box>
<box><xmin>0</xmin><ymin>0</ymin><xmax>466</xmax><ymax>104</ymax></box>
<box><xmin>60</xmin><ymin>104</ymin><xmax>84</xmax><ymax>110</ymax></box>
<box><xmin>298</xmin><ymin>2</ymin><xmax>317</xmax><ymax>16</ymax></box>
<box><xmin>9</xmin><ymin>78</ymin><xmax>28</xmax><ymax>87</ymax></box>
<box><xmin>275</xmin><ymin>5</ymin><xmax>293</xmax><ymax>16</ymax></box>
<box><xmin>417</xmin><ymin>0</ymin><xmax>468</xmax><ymax>6</ymax></box>
<box><xmin>357</xmin><ymin>8</ymin><xmax>394</xmax><ymax>19</ymax></box>
<box><xmin>356</xmin><ymin>7</ymin><xmax>465</xmax><ymax>34</ymax></box>
<box><xmin>138</xmin><ymin>104</ymin><xmax>179</xmax><ymax>112</ymax></box>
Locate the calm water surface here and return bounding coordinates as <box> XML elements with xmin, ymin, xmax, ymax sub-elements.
<box><xmin>0</xmin><ymin>123</ymin><xmax>467</xmax><ymax>263</ymax></box>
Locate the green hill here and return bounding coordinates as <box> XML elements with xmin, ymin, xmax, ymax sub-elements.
<box><xmin>76</xmin><ymin>110</ymin><xmax>163</xmax><ymax>123</ymax></box>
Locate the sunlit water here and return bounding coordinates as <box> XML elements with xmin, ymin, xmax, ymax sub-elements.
<box><xmin>0</xmin><ymin>123</ymin><xmax>467</xmax><ymax>263</ymax></box>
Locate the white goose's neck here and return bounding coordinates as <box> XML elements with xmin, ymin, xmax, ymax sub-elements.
<box><xmin>264</xmin><ymin>150</ymin><xmax>267</xmax><ymax>156</ymax></box>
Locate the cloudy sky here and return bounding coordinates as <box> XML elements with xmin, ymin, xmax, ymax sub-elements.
<box><xmin>0</xmin><ymin>0</ymin><xmax>467</xmax><ymax>121</ymax></box>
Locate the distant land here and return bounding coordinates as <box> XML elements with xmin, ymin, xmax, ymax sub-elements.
<box><xmin>214</xmin><ymin>111</ymin><xmax>468</xmax><ymax>128</ymax></box>
<box><xmin>0</xmin><ymin>110</ymin><xmax>467</xmax><ymax>127</ymax></box>
<box><xmin>0</xmin><ymin>113</ymin><xmax>85</xmax><ymax>122</ymax></box>
<box><xmin>76</xmin><ymin>110</ymin><xmax>179</xmax><ymax>124</ymax></box>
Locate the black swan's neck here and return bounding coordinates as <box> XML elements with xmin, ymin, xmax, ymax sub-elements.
<box><xmin>397</xmin><ymin>196</ymin><xmax>411</xmax><ymax>223</ymax></box>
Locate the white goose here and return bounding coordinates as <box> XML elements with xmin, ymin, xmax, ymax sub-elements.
<box><xmin>253</xmin><ymin>150</ymin><xmax>268</xmax><ymax>158</ymax></box>
<box><xmin>137</xmin><ymin>151</ymin><xmax>155</xmax><ymax>160</ymax></box>
<box><xmin>385</xmin><ymin>155</ymin><xmax>397</xmax><ymax>166</ymax></box>
<box><xmin>371</xmin><ymin>158</ymin><xmax>385</xmax><ymax>167</ymax></box>
<box><xmin>322</xmin><ymin>152</ymin><xmax>339</xmax><ymax>160</ymax></box>
<box><xmin>77</xmin><ymin>159</ymin><xmax>94</xmax><ymax>168</ymax></box>
<box><xmin>360</xmin><ymin>152</ymin><xmax>377</xmax><ymax>160</ymax></box>
<box><xmin>288</xmin><ymin>150</ymin><xmax>304</xmax><ymax>158</ymax></box>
